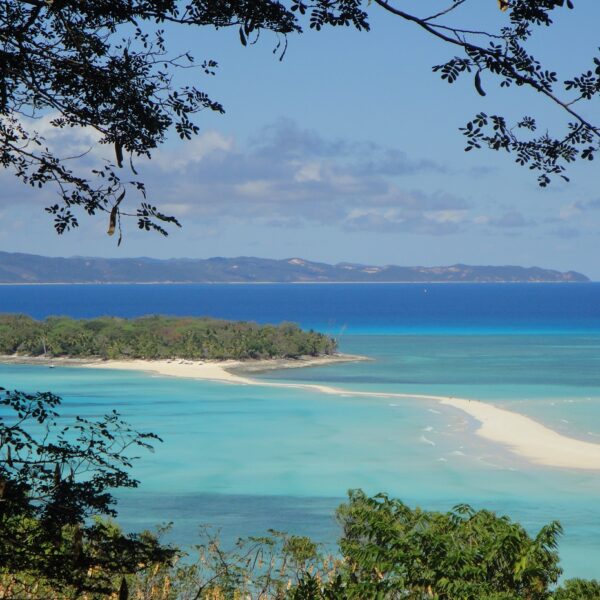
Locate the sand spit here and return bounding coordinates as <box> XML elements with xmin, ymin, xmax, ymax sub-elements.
<box><xmin>4</xmin><ymin>353</ymin><xmax>600</xmax><ymax>471</ymax></box>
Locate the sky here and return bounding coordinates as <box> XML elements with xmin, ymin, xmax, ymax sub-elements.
<box><xmin>2</xmin><ymin>1</ymin><xmax>600</xmax><ymax>278</ymax></box>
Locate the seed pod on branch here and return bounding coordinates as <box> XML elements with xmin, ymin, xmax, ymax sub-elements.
<box><xmin>107</xmin><ymin>189</ymin><xmax>126</xmax><ymax>237</ymax></box>
<box><xmin>115</xmin><ymin>142</ymin><xmax>124</xmax><ymax>168</ymax></box>
<box><xmin>475</xmin><ymin>71</ymin><xmax>486</xmax><ymax>97</ymax></box>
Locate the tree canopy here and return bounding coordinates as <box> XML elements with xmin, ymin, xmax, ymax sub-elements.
<box><xmin>332</xmin><ymin>489</ymin><xmax>563</xmax><ymax>599</ymax></box>
<box><xmin>0</xmin><ymin>313</ymin><xmax>337</xmax><ymax>359</ymax></box>
<box><xmin>0</xmin><ymin>0</ymin><xmax>367</xmax><ymax>239</ymax></box>
<box><xmin>1</xmin><ymin>0</ymin><xmax>597</xmax><ymax>240</ymax></box>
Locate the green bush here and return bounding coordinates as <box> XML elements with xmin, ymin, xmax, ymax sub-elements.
<box><xmin>553</xmin><ymin>578</ymin><xmax>600</xmax><ymax>600</ymax></box>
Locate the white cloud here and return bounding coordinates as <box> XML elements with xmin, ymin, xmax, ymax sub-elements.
<box><xmin>559</xmin><ymin>202</ymin><xmax>581</xmax><ymax>220</ymax></box>
<box><xmin>234</xmin><ymin>180</ymin><xmax>273</xmax><ymax>197</ymax></box>
<box><xmin>294</xmin><ymin>162</ymin><xmax>322</xmax><ymax>183</ymax></box>
<box><xmin>424</xmin><ymin>210</ymin><xmax>468</xmax><ymax>224</ymax></box>
<box><xmin>126</xmin><ymin>121</ymin><xmax>492</xmax><ymax>235</ymax></box>
<box><xmin>160</xmin><ymin>203</ymin><xmax>195</xmax><ymax>217</ymax></box>
<box><xmin>153</xmin><ymin>131</ymin><xmax>234</xmax><ymax>171</ymax></box>
<box><xmin>14</xmin><ymin>112</ymin><xmax>104</xmax><ymax>160</ymax></box>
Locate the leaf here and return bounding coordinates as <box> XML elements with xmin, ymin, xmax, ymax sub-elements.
<box><xmin>118</xmin><ymin>576</ymin><xmax>129</xmax><ymax>600</ymax></box>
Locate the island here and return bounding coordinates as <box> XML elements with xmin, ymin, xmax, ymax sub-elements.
<box><xmin>0</xmin><ymin>251</ymin><xmax>590</xmax><ymax>283</ymax></box>
<box><xmin>0</xmin><ymin>314</ymin><xmax>337</xmax><ymax>360</ymax></box>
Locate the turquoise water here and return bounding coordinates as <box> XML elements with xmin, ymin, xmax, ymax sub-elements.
<box><xmin>1</xmin><ymin>284</ymin><xmax>600</xmax><ymax>579</ymax></box>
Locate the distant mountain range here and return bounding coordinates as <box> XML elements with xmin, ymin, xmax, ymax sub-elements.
<box><xmin>0</xmin><ymin>251</ymin><xmax>589</xmax><ymax>284</ymax></box>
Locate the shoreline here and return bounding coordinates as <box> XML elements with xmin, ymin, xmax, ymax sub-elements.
<box><xmin>0</xmin><ymin>353</ymin><xmax>370</xmax><ymax>386</ymax></box>
<box><xmin>3</xmin><ymin>354</ymin><xmax>600</xmax><ymax>471</ymax></box>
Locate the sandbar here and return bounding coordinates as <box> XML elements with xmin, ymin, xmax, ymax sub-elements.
<box><xmin>3</xmin><ymin>353</ymin><xmax>600</xmax><ymax>471</ymax></box>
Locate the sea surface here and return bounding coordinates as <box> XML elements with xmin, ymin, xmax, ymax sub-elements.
<box><xmin>1</xmin><ymin>283</ymin><xmax>599</xmax><ymax>579</ymax></box>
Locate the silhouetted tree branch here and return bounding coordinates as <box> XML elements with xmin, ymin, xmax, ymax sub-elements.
<box><xmin>1</xmin><ymin>0</ymin><xmax>596</xmax><ymax>240</ymax></box>
<box><xmin>368</xmin><ymin>0</ymin><xmax>598</xmax><ymax>187</ymax></box>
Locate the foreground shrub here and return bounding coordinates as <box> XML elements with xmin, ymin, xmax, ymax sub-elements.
<box><xmin>0</xmin><ymin>387</ymin><xmax>174</xmax><ymax>597</ymax></box>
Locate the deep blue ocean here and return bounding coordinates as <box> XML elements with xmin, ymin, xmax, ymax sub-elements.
<box><xmin>1</xmin><ymin>283</ymin><xmax>599</xmax><ymax>579</ymax></box>
<box><xmin>1</xmin><ymin>282</ymin><xmax>599</xmax><ymax>333</ymax></box>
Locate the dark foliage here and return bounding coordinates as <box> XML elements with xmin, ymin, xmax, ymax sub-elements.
<box><xmin>376</xmin><ymin>0</ymin><xmax>599</xmax><ymax>187</ymax></box>
<box><xmin>1</xmin><ymin>395</ymin><xmax>597</xmax><ymax>600</ymax></box>
<box><xmin>0</xmin><ymin>386</ymin><xmax>174</xmax><ymax>596</ymax></box>
<box><xmin>0</xmin><ymin>0</ymin><xmax>367</xmax><ymax>239</ymax></box>
<box><xmin>3</xmin><ymin>1</ymin><xmax>596</xmax><ymax>239</ymax></box>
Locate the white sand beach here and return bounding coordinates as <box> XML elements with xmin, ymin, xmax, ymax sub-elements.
<box><xmin>75</xmin><ymin>355</ymin><xmax>600</xmax><ymax>471</ymax></box>
<box><xmin>4</xmin><ymin>353</ymin><xmax>600</xmax><ymax>471</ymax></box>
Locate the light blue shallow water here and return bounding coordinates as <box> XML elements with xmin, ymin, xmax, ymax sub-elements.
<box><xmin>1</xmin><ymin>283</ymin><xmax>599</xmax><ymax>579</ymax></box>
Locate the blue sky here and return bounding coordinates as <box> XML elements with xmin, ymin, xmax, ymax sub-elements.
<box><xmin>2</xmin><ymin>2</ymin><xmax>600</xmax><ymax>277</ymax></box>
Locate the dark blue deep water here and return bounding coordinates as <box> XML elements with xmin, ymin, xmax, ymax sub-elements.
<box><xmin>1</xmin><ymin>282</ymin><xmax>600</xmax><ymax>333</ymax></box>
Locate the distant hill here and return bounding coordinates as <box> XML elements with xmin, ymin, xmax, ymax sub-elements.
<box><xmin>0</xmin><ymin>251</ymin><xmax>589</xmax><ymax>283</ymax></box>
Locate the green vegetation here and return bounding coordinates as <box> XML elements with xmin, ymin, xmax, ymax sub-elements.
<box><xmin>0</xmin><ymin>386</ymin><xmax>174</xmax><ymax>598</ymax></box>
<box><xmin>0</xmin><ymin>314</ymin><xmax>336</xmax><ymax>360</ymax></box>
<box><xmin>2</xmin><ymin>387</ymin><xmax>599</xmax><ymax>600</ymax></box>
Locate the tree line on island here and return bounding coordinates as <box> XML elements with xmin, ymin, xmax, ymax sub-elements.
<box><xmin>0</xmin><ymin>314</ymin><xmax>337</xmax><ymax>361</ymax></box>
<box><xmin>1</xmin><ymin>387</ymin><xmax>598</xmax><ymax>599</ymax></box>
